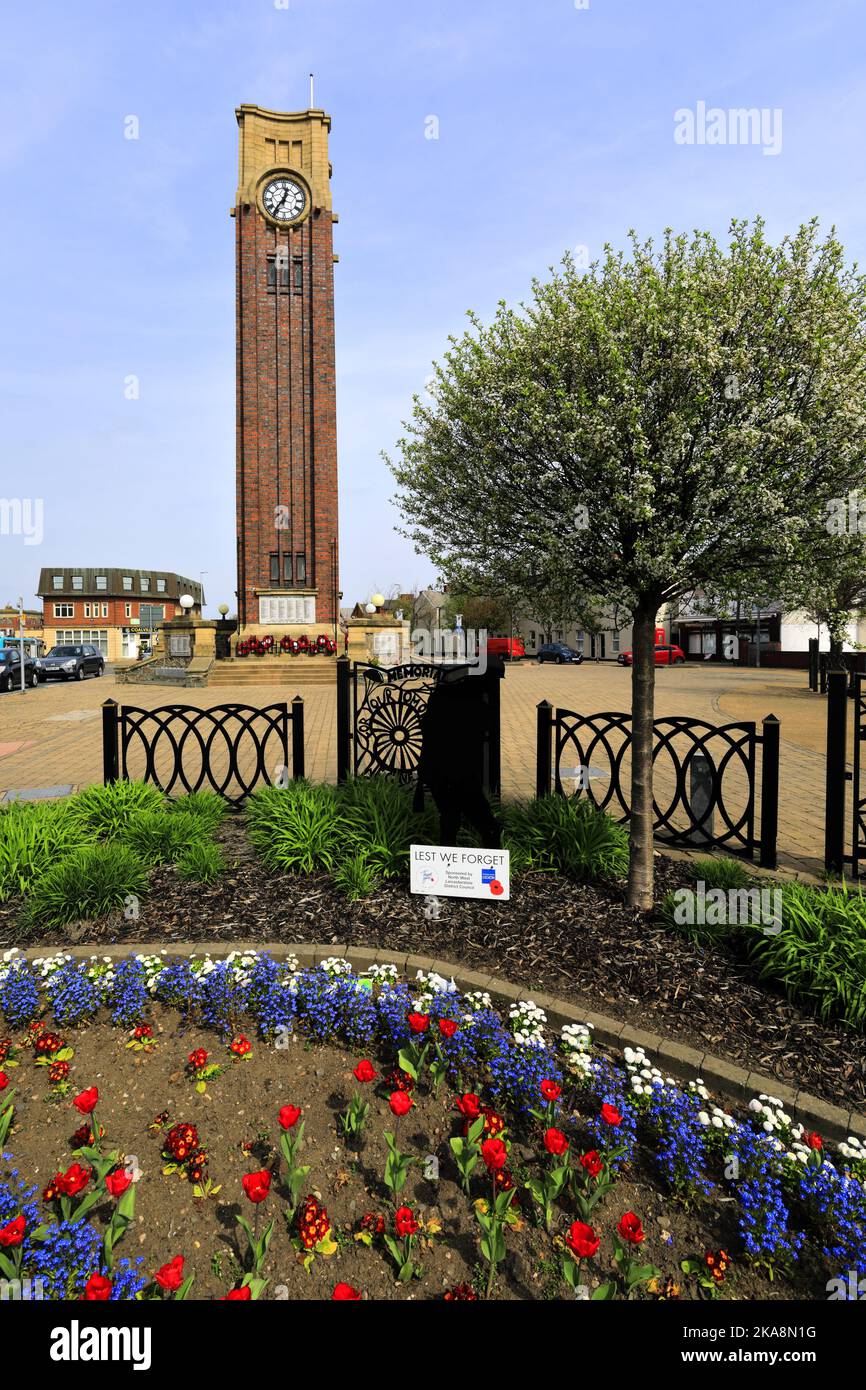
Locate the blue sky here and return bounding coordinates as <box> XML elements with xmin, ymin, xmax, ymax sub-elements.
<box><xmin>1</xmin><ymin>0</ymin><xmax>864</xmax><ymax>615</ymax></box>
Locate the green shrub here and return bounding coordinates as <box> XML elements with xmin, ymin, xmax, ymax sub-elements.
<box><xmin>745</xmin><ymin>881</ymin><xmax>866</xmax><ymax>1030</ymax></box>
<box><xmin>333</xmin><ymin>851</ymin><xmax>380</xmax><ymax>900</ymax></box>
<box><xmin>23</xmin><ymin>843</ymin><xmax>149</xmax><ymax>929</ymax></box>
<box><xmin>69</xmin><ymin>781</ymin><xmax>166</xmax><ymax>840</ymax></box>
<box><xmin>176</xmin><ymin>841</ymin><xmax>226</xmax><ymax>885</ymax></box>
<box><xmin>118</xmin><ymin>809</ymin><xmax>207</xmax><ymax>867</ymax></box>
<box><xmin>502</xmin><ymin>796</ymin><xmax>629</xmax><ymax>881</ymax></box>
<box><xmin>0</xmin><ymin>801</ymin><xmax>95</xmax><ymax>902</ymax></box>
<box><xmin>658</xmin><ymin>888</ymin><xmax>736</xmax><ymax>945</ymax></box>
<box><xmin>658</xmin><ymin>857</ymin><xmax>758</xmax><ymax>944</ymax></box>
<box><xmin>341</xmin><ymin>776</ymin><xmax>436</xmax><ymax>879</ymax></box>
<box><xmin>245</xmin><ymin>781</ymin><xmax>344</xmax><ymax>873</ymax></box>
<box><xmin>688</xmin><ymin>856</ymin><xmax>753</xmax><ymax>892</ymax></box>
<box><xmin>167</xmin><ymin>791</ymin><xmax>227</xmax><ymax>833</ymax></box>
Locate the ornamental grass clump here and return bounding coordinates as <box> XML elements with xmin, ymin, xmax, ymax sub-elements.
<box><xmin>118</xmin><ymin>808</ymin><xmax>207</xmax><ymax>867</ymax></box>
<box><xmin>68</xmin><ymin>780</ymin><xmax>166</xmax><ymax>841</ymax></box>
<box><xmin>176</xmin><ymin>840</ymin><xmax>226</xmax><ymax>884</ymax></box>
<box><xmin>341</xmin><ymin>776</ymin><xmax>436</xmax><ymax>879</ymax></box>
<box><xmin>0</xmin><ymin>801</ymin><xmax>94</xmax><ymax>902</ymax></box>
<box><xmin>23</xmin><ymin>843</ymin><xmax>149</xmax><ymax>931</ymax></box>
<box><xmin>167</xmin><ymin>790</ymin><xmax>227</xmax><ymax>833</ymax></box>
<box><xmin>744</xmin><ymin>881</ymin><xmax>866</xmax><ymax>1030</ymax></box>
<box><xmin>245</xmin><ymin>780</ymin><xmax>344</xmax><ymax>873</ymax></box>
<box><xmin>501</xmin><ymin>796</ymin><xmax>629</xmax><ymax>881</ymax></box>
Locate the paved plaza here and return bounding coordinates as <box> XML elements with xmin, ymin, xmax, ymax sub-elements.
<box><xmin>0</xmin><ymin>662</ymin><xmax>847</xmax><ymax>877</ymax></box>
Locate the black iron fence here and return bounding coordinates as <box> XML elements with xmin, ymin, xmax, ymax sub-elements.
<box><xmin>536</xmin><ymin>702</ymin><xmax>779</xmax><ymax>868</ymax></box>
<box><xmin>823</xmin><ymin>669</ymin><xmax>866</xmax><ymax>876</ymax></box>
<box><xmin>336</xmin><ymin>656</ymin><xmax>501</xmax><ymax>792</ymax></box>
<box><xmin>102</xmin><ymin>698</ymin><xmax>305</xmax><ymax>805</ymax></box>
<box><xmin>808</xmin><ymin>639</ymin><xmax>866</xmax><ymax>695</ymax></box>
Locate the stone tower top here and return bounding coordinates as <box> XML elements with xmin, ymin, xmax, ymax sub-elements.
<box><xmin>234</xmin><ymin>105</ymin><xmax>333</xmax><ymax>213</ymax></box>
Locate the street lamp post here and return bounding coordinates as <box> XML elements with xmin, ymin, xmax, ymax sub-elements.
<box><xmin>17</xmin><ymin>596</ymin><xmax>25</xmax><ymax>694</ymax></box>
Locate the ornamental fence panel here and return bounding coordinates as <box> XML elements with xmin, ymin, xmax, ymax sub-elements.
<box><xmin>101</xmin><ymin>697</ymin><xmax>304</xmax><ymax>805</ymax></box>
<box><xmin>535</xmin><ymin>702</ymin><xmax>779</xmax><ymax>868</ymax></box>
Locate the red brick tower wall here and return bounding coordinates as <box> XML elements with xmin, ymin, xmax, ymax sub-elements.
<box><xmin>234</xmin><ymin>106</ymin><xmax>339</xmax><ymax>630</ymax></box>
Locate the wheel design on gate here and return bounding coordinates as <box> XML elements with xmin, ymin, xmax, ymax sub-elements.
<box><xmin>353</xmin><ymin>663</ymin><xmax>439</xmax><ymax>781</ymax></box>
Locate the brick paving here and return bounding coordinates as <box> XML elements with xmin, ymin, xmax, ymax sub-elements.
<box><xmin>0</xmin><ymin>663</ymin><xmax>848</xmax><ymax>877</ymax></box>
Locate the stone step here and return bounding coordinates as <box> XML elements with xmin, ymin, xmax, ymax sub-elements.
<box><xmin>208</xmin><ymin>660</ymin><xmax>336</xmax><ymax>686</ymax></box>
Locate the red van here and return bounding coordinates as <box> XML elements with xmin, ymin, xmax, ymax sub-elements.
<box><xmin>486</xmin><ymin>636</ymin><xmax>526</xmax><ymax>662</ymax></box>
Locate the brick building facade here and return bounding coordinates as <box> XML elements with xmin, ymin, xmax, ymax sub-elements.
<box><xmin>36</xmin><ymin>569</ymin><xmax>204</xmax><ymax>662</ymax></box>
<box><xmin>233</xmin><ymin>104</ymin><xmax>339</xmax><ymax>635</ymax></box>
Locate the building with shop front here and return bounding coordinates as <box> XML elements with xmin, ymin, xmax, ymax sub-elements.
<box><xmin>36</xmin><ymin>569</ymin><xmax>204</xmax><ymax>663</ymax></box>
<box><xmin>0</xmin><ymin>605</ymin><xmax>44</xmax><ymax>658</ymax></box>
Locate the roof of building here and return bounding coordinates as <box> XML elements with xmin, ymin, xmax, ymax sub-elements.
<box><xmin>36</xmin><ymin>569</ymin><xmax>204</xmax><ymax>603</ymax></box>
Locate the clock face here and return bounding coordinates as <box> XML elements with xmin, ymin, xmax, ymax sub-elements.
<box><xmin>261</xmin><ymin>177</ymin><xmax>307</xmax><ymax>223</ymax></box>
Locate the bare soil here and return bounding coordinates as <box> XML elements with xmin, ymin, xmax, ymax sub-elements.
<box><xmin>2</xmin><ymin>1011</ymin><xmax>820</xmax><ymax>1300</ymax></box>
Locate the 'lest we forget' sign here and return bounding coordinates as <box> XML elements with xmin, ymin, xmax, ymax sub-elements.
<box><xmin>409</xmin><ymin>845</ymin><xmax>510</xmax><ymax>901</ymax></box>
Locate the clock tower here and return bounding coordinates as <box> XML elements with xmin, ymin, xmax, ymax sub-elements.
<box><xmin>233</xmin><ymin>103</ymin><xmax>339</xmax><ymax>634</ymax></box>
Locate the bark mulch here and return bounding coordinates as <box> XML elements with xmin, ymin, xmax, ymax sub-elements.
<box><xmin>2</xmin><ymin>816</ymin><xmax>863</xmax><ymax>1117</ymax></box>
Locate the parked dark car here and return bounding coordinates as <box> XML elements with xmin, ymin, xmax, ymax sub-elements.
<box><xmin>36</xmin><ymin>644</ymin><xmax>105</xmax><ymax>682</ymax></box>
<box><xmin>0</xmin><ymin>648</ymin><xmax>39</xmax><ymax>691</ymax></box>
<box><xmin>536</xmin><ymin>642</ymin><xmax>583</xmax><ymax>665</ymax></box>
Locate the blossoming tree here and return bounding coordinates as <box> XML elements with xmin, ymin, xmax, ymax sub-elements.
<box><xmin>389</xmin><ymin>219</ymin><xmax>866</xmax><ymax>907</ymax></box>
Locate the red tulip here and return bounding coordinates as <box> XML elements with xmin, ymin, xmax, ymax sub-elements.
<box><xmin>617</xmin><ymin>1211</ymin><xmax>645</xmax><ymax>1245</ymax></box>
<box><xmin>389</xmin><ymin>1090</ymin><xmax>412</xmax><ymax>1117</ymax></box>
<box><xmin>804</xmin><ymin>1130</ymin><xmax>823</xmax><ymax>1150</ymax></box>
<box><xmin>57</xmin><ymin>1163</ymin><xmax>91</xmax><ymax>1197</ymax></box>
<box><xmin>481</xmin><ymin>1137</ymin><xmax>508</xmax><ymax>1172</ymax></box>
<box><xmin>543</xmin><ymin>1127</ymin><xmax>569</xmax><ymax>1156</ymax></box>
<box><xmin>73</xmin><ymin>1087</ymin><xmax>98</xmax><ymax>1116</ymax></box>
<box><xmin>407</xmin><ymin>1012</ymin><xmax>429</xmax><ymax>1034</ymax></box>
<box><xmin>394</xmin><ymin>1206</ymin><xmax>419</xmax><ymax>1237</ymax></box>
<box><xmin>438</xmin><ymin>1019</ymin><xmax>458</xmax><ymax>1038</ymax></box>
<box><xmin>155</xmin><ymin>1255</ymin><xmax>185</xmax><ymax>1292</ymax></box>
<box><xmin>0</xmin><ymin>1215</ymin><xmax>25</xmax><ymax>1248</ymax></box>
<box><xmin>105</xmin><ymin>1169</ymin><xmax>133</xmax><ymax>1199</ymax></box>
<box><xmin>601</xmin><ymin>1103</ymin><xmax>622</xmax><ymax>1127</ymax></box>
<box><xmin>565</xmin><ymin>1221</ymin><xmax>600</xmax><ymax>1259</ymax></box>
<box><xmin>83</xmin><ymin>1273</ymin><xmax>113</xmax><ymax>1300</ymax></box>
<box><xmin>278</xmin><ymin>1105</ymin><xmax>301</xmax><ymax>1129</ymax></box>
<box><xmin>540</xmin><ymin>1079</ymin><xmax>561</xmax><ymax>1102</ymax></box>
<box><xmin>353</xmin><ymin>1060</ymin><xmax>377</xmax><ymax>1083</ymax></box>
<box><xmin>580</xmin><ymin>1150</ymin><xmax>603</xmax><ymax>1178</ymax></box>
<box><xmin>455</xmin><ymin>1092</ymin><xmax>481</xmax><ymax>1119</ymax></box>
<box><xmin>0</xmin><ymin>1072</ymin><xmax>7</xmax><ymax>1091</ymax></box>
<box><xmin>223</xmin><ymin>1285</ymin><xmax>252</xmax><ymax>1300</ymax></box>
<box><xmin>242</xmin><ymin>1170</ymin><xmax>271</xmax><ymax>1204</ymax></box>
<box><xmin>332</xmin><ymin>1282</ymin><xmax>362</xmax><ymax>1300</ymax></box>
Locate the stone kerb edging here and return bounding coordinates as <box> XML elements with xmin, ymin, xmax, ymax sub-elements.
<box><xmin>14</xmin><ymin>940</ymin><xmax>865</xmax><ymax>1144</ymax></box>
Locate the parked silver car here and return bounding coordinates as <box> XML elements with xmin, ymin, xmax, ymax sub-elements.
<box><xmin>36</xmin><ymin>644</ymin><xmax>105</xmax><ymax>681</ymax></box>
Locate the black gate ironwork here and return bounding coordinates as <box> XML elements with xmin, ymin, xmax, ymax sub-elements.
<box><xmin>102</xmin><ymin>697</ymin><xmax>305</xmax><ymax>805</ymax></box>
<box><xmin>336</xmin><ymin>657</ymin><xmax>501</xmax><ymax>791</ymax></box>
<box><xmin>826</xmin><ymin>669</ymin><xmax>866</xmax><ymax>877</ymax></box>
<box><xmin>536</xmin><ymin>703</ymin><xmax>779</xmax><ymax>867</ymax></box>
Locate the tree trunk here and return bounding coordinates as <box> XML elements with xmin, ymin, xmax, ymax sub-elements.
<box><xmin>627</xmin><ymin>601</ymin><xmax>657</xmax><ymax>910</ymax></box>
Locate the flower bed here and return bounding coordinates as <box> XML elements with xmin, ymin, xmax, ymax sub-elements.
<box><xmin>1</xmin><ymin>949</ymin><xmax>864</xmax><ymax>1301</ymax></box>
